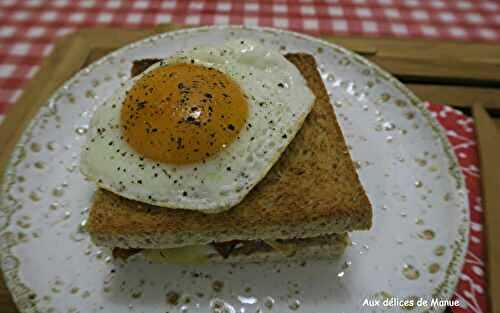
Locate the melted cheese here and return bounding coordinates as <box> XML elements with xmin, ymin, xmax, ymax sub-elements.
<box><xmin>143</xmin><ymin>245</ymin><xmax>213</xmax><ymax>264</ymax></box>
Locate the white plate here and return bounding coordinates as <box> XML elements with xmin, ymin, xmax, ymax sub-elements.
<box><xmin>0</xmin><ymin>26</ymin><xmax>469</xmax><ymax>313</ymax></box>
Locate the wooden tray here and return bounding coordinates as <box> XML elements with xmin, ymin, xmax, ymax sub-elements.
<box><xmin>0</xmin><ymin>24</ymin><xmax>498</xmax><ymax>313</ymax></box>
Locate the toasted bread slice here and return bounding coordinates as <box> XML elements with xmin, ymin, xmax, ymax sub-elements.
<box><xmin>86</xmin><ymin>53</ymin><xmax>372</xmax><ymax>249</ymax></box>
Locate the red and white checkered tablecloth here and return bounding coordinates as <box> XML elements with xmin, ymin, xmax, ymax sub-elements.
<box><xmin>0</xmin><ymin>1</ymin><xmax>493</xmax><ymax>313</ymax></box>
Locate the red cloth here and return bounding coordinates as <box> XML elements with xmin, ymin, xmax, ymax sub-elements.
<box><xmin>426</xmin><ymin>103</ymin><xmax>487</xmax><ymax>313</ymax></box>
<box><xmin>0</xmin><ymin>1</ymin><xmax>491</xmax><ymax>312</ymax></box>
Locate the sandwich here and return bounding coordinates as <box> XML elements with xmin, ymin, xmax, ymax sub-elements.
<box><xmin>81</xmin><ymin>40</ymin><xmax>372</xmax><ymax>263</ymax></box>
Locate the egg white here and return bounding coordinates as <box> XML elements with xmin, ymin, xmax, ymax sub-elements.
<box><xmin>80</xmin><ymin>40</ymin><xmax>315</xmax><ymax>213</ymax></box>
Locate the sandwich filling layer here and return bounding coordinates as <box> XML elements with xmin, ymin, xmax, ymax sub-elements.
<box><xmin>113</xmin><ymin>233</ymin><xmax>349</xmax><ymax>263</ymax></box>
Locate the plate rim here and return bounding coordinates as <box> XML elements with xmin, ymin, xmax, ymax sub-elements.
<box><xmin>0</xmin><ymin>25</ymin><xmax>470</xmax><ymax>313</ymax></box>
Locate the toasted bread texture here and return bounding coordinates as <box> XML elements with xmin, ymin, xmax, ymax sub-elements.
<box><xmin>86</xmin><ymin>53</ymin><xmax>372</xmax><ymax>249</ymax></box>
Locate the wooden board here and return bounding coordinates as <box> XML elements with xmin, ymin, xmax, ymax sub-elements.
<box><xmin>0</xmin><ymin>24</ymin><xmax>499</xmax><ymax>313</ymax></box>
<box><xmin>473</xmin><ymin>105</ymin><xmax>500</xmax><ymax>313</ymax></box>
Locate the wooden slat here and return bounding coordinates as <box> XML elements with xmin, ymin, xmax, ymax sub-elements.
<box><xmin>473</xmin><ymin>105</ymin><xmax>500</xmax><ymax>313</ymax></box>
<box><xmin>0</xmin><ymin>278</ymin><xmax>16</xmax><ymax>313</ymax></box>
<box><xmin>365</xmin><ymin>55</ymin><xmax>500</xmax><ymax>86</ymax></box>
<box><xmin>407</xmin><ymin>84</ymin><xmax>500</xmax><ymax>111</ymax></box>
<box><xmin>327</xmin><ymin>36</ymin><xmax>500</xmax><ymax>64</ymax></box>
<box><xmin>328</xmin><ymin>36</ymin><xmax>500</xmax><ymax>86</ymax></box>
<box><xmin>73</xmin><ymin>24</ymin><xmax>184</xmax><ymax>50</ymax></box>
<box><xmin>84</xmin><ymin>48</ymin><xmax>117</xmax><ymax>67</ymax></box>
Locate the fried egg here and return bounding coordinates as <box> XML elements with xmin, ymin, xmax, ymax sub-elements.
<box><xmin>80</xmin><ymin>40</ymin><xmax>315</xmax><ymax>213</ymax></box>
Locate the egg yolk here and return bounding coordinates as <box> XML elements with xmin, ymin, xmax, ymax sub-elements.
<box><xmin>120</xmin><ymin>63</ymin><xmax>248</xmax><ymax>164</ymax></box>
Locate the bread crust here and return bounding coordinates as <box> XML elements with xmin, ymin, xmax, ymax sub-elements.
<box><xmin>86</xmin><ymin>53</ymin><xmax>372</xmax><ymax>249</ymax></box>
